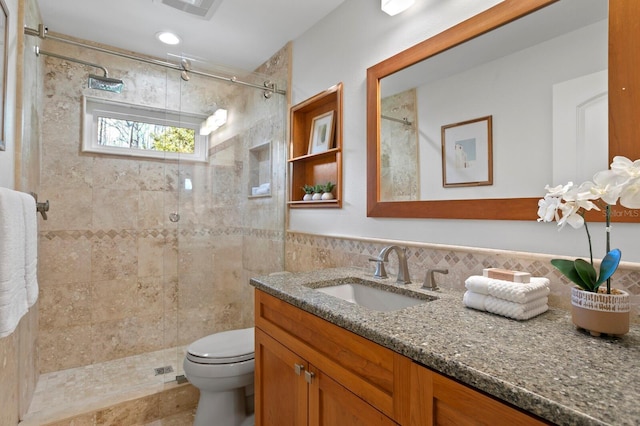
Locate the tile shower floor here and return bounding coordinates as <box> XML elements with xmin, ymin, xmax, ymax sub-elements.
<box><xmin>21</xmin><ymin>346</ymin><xmax>188</xmax><ymax>425</ymax></box>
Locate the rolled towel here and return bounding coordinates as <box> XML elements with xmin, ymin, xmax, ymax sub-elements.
<box><xmin>484</xmin><ymin>295</ymin><xmax>548</xmax><ymax>320</ymax></box>
<box><xmin>465</xmin><ymin>275</ymin><xmax>549</xmax><ymax>304</ymax></box>
<box><xmin>463</xmin><ymin>291</ymin><xmax>487</xmax><ymax>311</ymax></box>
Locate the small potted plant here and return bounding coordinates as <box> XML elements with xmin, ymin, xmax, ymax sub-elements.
<box><xmin>312</xmin><ymin>184</ymin><xmax>324</xmax><ymax>200</ymax></box>
<box><xmin>321</xmin><ymin>182</ymin><xmax>336</xmax><ymax>200</ymax></box>
<box><xmin>302</xmin><ymin>184</ymin><xmax>314</xmax><ymax>201</ymax></box>
<box><xmin>537</xmin><ymin>156</ymin><xmax>639</xmax><ymax>336</ymax></box>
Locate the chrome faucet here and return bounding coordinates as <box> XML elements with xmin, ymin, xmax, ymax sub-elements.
<box><xmin>369</xmin><ymin>245</ymin><xmax>411</xmax><ymax>284</ymax></box>
<box><xmin>422</xmin><ymin>268</ymin><xmax>449</xmax><ymax>291</ymax></box>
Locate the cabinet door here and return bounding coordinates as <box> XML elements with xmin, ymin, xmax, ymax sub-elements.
<box><xmin>410</xmin><ymin>363</ymin><xmax>549</xmax><ymax>426</ymax></box>
<box><xmin>309</xmin><ymin>366</ymin><xmax>397</xmax><ymax>426</ymax></box>
<box><xmin>255</xmin><ymin>329</ymin><xmax>308</xmax><ymax>426</ymax></box>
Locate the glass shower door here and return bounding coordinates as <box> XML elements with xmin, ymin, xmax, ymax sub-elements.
<box><xmin>170</xmin><ymin>59</ymin><xmax>287</xmax><ymax>381</ymax></box>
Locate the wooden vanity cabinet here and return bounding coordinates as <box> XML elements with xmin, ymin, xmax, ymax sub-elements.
<box><xmin>255</xmin><ymin>289</ymin><xmax>549</xmax><ymax>425</ymax></box>
<box><xmin>409</xmin><ymin>361</ymin><xmax>550</xmax><ymax>426</ymax></box>
<box><xmin>255</xmin><ymin>290</ymin><xmax>409</xmax><ymax>425</ymax></box>
<box><xmin>256</xmin><ymin>329</ymin><xmax>396</xmax><ymax>426</ymax></box>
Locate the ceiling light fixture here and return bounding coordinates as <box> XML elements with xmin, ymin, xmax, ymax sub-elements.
<box><xmin>156</xmin><ymin>31</ymin><xmax>181</xmax><ymax>45</ymax></box>
<box><xmin>381</xmin><ymin>0</ymin><xmax>415</xmax><ymax>16</ymax></box>
<box><xmin>199</xmin><ymin>108</ymin><xmax>228</xmax><ymax>135</ymax></box>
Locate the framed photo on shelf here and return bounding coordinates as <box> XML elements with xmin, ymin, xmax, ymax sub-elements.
<box><xmin>308</xmin><ymin>111</ymin><xmax>335</xmax><ymax>155</ymax></box>
<box><xmin>441</xmin><ymin>115</ymin><xmax>493</xmax><ymax>187</ymax></box>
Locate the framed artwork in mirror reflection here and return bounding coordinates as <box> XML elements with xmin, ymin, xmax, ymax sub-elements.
<box><xmin>308</xmin><ymin>111</ymin><xmax>334</xmax><ymax>155</ymax></box>
<box><xmin>441</xmin><ymin>115</ymin><xmax>493</xmax><ymax>187</ymax></box>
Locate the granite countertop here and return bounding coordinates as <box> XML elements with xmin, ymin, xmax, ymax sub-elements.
<box><xmin>250</xmin><ymin>267</ymin><xmax>640</xmax><ymax>426</ymax></box>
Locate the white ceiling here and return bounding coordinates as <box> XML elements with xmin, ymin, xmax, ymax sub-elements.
<box><xmin>36</xmin><ymin>0</ymin><xmax>346</xmax><ymax>71</ymax></box>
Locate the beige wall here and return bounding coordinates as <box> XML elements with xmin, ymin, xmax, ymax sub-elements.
<box><xmin>0</xmin><ymin>0</ymin><xmax>42</xmax><ymax>424</ymax></box>
<box><xmin>36</xmin><ymin>39</ymin><xmax>288</xmax><ymax>372</ymax></box>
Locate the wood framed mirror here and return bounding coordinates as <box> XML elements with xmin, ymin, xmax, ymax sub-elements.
<box><xmin>366</xmin><ymin>0</ymin><xmax>640</xmax><ymax>221</ymax></box>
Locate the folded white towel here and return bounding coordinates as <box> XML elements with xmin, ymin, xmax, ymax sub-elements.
<box><xmin>462</xmin><ymin>290</ymin><xmax>487</xmax><ymax>311</ymax></box>
<box><xmin>465</xmin><ymin>275</ymin><xmax>550</xmax><ymax>304</ymax></box>
<box><xmin>0</xmin><ymin>188</ymin><xmax>29</xmax><ymax>338</ymax></box>
<box><xmin>485</xmin><ymin>295</ymin><xmax>548</xmax><ymax>320</ymax></box>
<box><xmin>21</xmin><ymin>192</ymin><xmax>38</xmax><ymax>307</ymax></box>
<box><xmin>463</xmin><ymin>290</ymin><xmax>548</xmax><ymax>320</ymax></box>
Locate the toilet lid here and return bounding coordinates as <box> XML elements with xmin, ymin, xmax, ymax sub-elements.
<box><xmin>187</xmin><ymin>327</ymin><xmax>255</xmax><ymax>364</ymax></box>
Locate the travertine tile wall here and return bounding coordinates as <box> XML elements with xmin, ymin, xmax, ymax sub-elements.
<box><xmin>380</xmin><ymin>89</ymin><xmax>419</xmax><ymax>201</ymax></box>
<box><xmin>0</xmin><ymin>0</ymin><xmax>42</xmax><ymax>424</ymax></box>
<box><xmin>284</xmin><ymin>231</ymin><xmax>640</xmax><ymax>320</ymax></box>
<box><xmin>37</xmin><ymin>38</ymin><xmax>288</xmax><ymax>373</ymax></box>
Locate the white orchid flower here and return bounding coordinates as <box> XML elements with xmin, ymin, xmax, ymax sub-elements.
<box><xmin>544</xmin><ymin>182</ymin><xmax>573</xmax><ymax>197</ymax></box>
<box><xmin>557</xmin><ymin>201</ymin><xmax>584</xmax><ymax>230</ymax></box>
<box><xmin>619</xmin><ymin>179</ymin><xmax>640</xmax><ymax>208</ymax></box>
<box><xmin>610</xmin><ymin>156</ymin><xmax>640</xmax><ymax>179</ymax></box>
<box><xmin>537</xmin><ymin>196</ymin><xmax>561</xmax><ymax>222</ymax></box>
<box><xmin>588</xmin><ymin>171</ymin><xmax>624</xmax><ymax>205</ymax></box>
<box><xmin>563</xmin><ymin>182</ymin><xmax>600</xmax><ymax>211</ymax></box>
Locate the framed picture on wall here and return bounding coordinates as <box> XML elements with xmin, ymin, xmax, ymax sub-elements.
<box><xmin>0</xmin><ymin>0</ymin><xmax>7</xmax><ymax>151</ymax></box>
<box><xmin>441</xmin><ymin>115</ymin><xmax>493</xmax><ymax>187</ymax></box>
<box><xmin>308</xmin><ymin>111</ymin><xmax>335</xmax><ymax>155</ymax></box>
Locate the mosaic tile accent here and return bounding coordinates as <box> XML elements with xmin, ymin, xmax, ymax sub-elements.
<box><xmin>285</xmin><ymin>231</ymin><xmax>640</xmax><ymax>319</ymax></box>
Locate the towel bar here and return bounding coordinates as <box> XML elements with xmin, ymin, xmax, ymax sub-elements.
<box><xmin>29</xmin><ymin>192</ymin><xmax>49</xmax><ymax>220</ymax></box>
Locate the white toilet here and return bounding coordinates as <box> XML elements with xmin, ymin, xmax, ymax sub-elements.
<box><xmin>183</xmin><ymin>327</ymin><xmax>256</xmax><ymax>426</ymax></box>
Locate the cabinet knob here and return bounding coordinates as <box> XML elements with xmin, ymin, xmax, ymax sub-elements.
<box><xmin>294</xmin><ymin>363</ymin><xmax>305</xmax><ymax>376</ymax></box>
<box><xmin>304</xmin><ymin>370</ymin><xmax>315</xmax><ymax>384</ymax></box>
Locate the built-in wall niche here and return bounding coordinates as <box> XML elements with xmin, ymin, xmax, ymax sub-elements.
<box><xmin>248</xmin><ymin>140</ymin><xmax>272</xmax><ymax>198</ymax></box>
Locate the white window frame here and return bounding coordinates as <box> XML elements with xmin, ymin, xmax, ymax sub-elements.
<box><xmin>82</xmin><ymin>96</ymin><xmax>209</xmax><ymax>162</ymax></box>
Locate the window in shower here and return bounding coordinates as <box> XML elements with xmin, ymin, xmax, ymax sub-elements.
<box><xmin>82</xmin><ymin>96</ymin><xmax>209</xmax><ymax>162</ymax></box>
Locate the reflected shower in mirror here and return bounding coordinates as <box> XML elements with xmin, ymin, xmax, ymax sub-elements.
<box><xmin>378</xmin><ymin>0</ymin><xmax>607</xmax><ymax>202</ymax></box>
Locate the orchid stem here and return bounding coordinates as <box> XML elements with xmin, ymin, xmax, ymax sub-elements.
<box><xmin>583</xmin><ymin>214</ymin><xmax>593</xmax><ymax>266</ymax></box>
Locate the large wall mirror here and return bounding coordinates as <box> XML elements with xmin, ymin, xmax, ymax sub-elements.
<box><xmin>367</xmin><ymin>0</ymin><xmax>640</xmax><ymax>221</ymax></box>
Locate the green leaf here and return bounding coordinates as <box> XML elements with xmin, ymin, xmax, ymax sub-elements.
<box><xmin>551</xmin><ymin>259</ymin><xmax>589</xmax><ymax>290</ymax></box>
<box><xmin>574</xmin><ymin>259</ymin><xmax>598</xmax><ymax>291</ymax></box>
<box><xmin>597</xmin><ymin>248</ymin><xmax>622</xmax><ymax>284</ymax></box>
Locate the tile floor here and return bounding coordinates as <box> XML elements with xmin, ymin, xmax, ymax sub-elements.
<box><xmin>21</xmin><ymin>346</ymin><xmax>188</xmax><ymax>425</ymax></box>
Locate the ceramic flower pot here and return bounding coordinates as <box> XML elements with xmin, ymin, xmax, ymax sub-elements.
<box><xmin>303</xmin><ymin>193</ymin><xmax>312</xmax><ymax>201</ymax></box>
<box><xmin>571</xmin><ymin>287</ymin><xmax>630</xmax><ymax>337</ymax></box>
<box><xmin>312</xmin><ymin>193</ymin><xmax>322</xmax><ymax>200</ymax></box>
<box><xmin>321</xmin><ymin>192</ymin><xmax>334</xmax><ymax>200</ymax></box>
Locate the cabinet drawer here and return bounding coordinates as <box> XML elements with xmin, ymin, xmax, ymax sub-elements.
<box><xmin>256</xmin><ymin>290</ymin><xmax>410</xmax><ymax>422</ymax></box>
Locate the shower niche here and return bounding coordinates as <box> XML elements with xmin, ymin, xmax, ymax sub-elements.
<box><xmin>248</xmin><ymin>140</ymin><xmax>272</xmax><ymax>198</ymax></box>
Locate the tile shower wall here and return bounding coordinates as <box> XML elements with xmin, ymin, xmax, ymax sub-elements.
<box><xmin>37</xmin><ymin>38</ymin><xmax>288</xmax><ymax>373</ymax></box>
<box><xmin>285</xmin><ymin>232</ymin><xmax>640</xmax><ymax>320</ymax></box>
<box><xmin>0</xmin><ymin>0</ymin><xmax>42</xmax><ymax>424</ymax></box>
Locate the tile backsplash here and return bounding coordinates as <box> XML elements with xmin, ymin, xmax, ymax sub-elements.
<box><xmin>285</xmin><ymin>231</ymin><xmax>640</xmax><ymax>321</ymax></box>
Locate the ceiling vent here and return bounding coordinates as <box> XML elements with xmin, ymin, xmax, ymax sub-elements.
<box><xmin>156</xmin><ymin>0</ymin><xmax>224</xmax><ymax>20</ymax></box>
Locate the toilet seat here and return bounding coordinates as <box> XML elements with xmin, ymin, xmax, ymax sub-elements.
<box><xmin>187</xmin><ymin>327</ymin><xmax>255</xmax><ymax>365</ymax></box>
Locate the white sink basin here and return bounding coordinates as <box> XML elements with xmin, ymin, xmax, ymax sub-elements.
<box><xmin>315</xmin><ymin>282</ymin><xmax>429</xmax><ymax>312</ymax></box>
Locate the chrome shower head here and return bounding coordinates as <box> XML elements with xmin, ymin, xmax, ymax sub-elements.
<box><xmin>88</xmin><ymin>74</ymin><xmax>124</xmax><ymax>93</ymax></box>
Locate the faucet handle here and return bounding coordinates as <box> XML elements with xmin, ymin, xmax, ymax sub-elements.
<box><xmin>368</xmin><ymin>257</ymin><xmax>388</xmax><ymax>279</ymax></box>
<box><xmin>422</xmin><ymin>268</ymin><xmax>449</xmax><ymax>291</ymax></box>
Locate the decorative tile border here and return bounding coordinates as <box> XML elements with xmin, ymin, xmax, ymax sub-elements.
<box><xmin>40</xmin><ymin>227</ymin><xmax>284</xmax><ymax>241</ymax></box>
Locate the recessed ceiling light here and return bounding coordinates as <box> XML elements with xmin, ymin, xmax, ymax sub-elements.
<box><xmin>156</xmin><ymin>31</ymin><xmax>181</xmax><ymax>45</ymax></box>
<box><xmin>381</xmin><ymin>0</ymin><xmax>415</xmax><ymax>16</ymax></box>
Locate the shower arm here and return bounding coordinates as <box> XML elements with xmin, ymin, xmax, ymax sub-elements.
<box><xmin>35</xmin><ymin>46</ymin><xmax>110</xmax><ymax>78</ymax></box>
<box><xmin>24</xmin><ymin>24</ymin><xmax>286</xmax><ymax>96</ymax></box>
